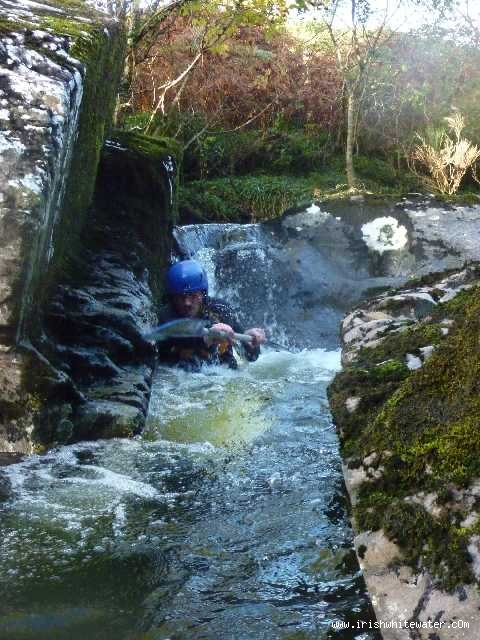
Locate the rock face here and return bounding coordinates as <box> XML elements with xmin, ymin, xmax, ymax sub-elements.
<box><xmin>0</xmin><ymin>0</ymin><xmax>126</xmax><ymax>452</ymax></box>
<box><xmin>329</xmin><ymin>263</ymin><xmax>480</xmax><ymax>638</ymax></box>
<box><xmin>210</xmin><ymin>198</ymin><xmax>480</xmax><ymax>351</ymax></box>
<box><xmin>33</xmin><ymin>134</ymin><xmax>177</xmax><ymax>444</ymax></box>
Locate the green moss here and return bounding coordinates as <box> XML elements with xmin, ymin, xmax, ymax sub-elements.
<box><xmin>329</xmin><ymin>358</ymin><xmax>411</xmax><ymax>458</ymax></box>
<box><xmin>34</xmin><ymin>13</ymin><xmax>127</xmax><ymax>314</ymax></box>
<box><xmin>354</xmin><ymin>155</ymin><xmax>402</xmax><ymax>188</ymax></box>
<box><xmin>356</xmin><ymin>322</ymin><xmax>444</xmax><ymax>368</ymax></box>
<box><xmin>114</xmin><ymin>131</ymin><xmax>181</xmax><ymax>164</ymax></box>
<box><xmin>383</xmin><ymin>502</ymin><xmax>473</xmax><ymax>589</ymax></box>
<box><xmin>368</xmin><ymin>290</ymin><xmax>480</xmax><ymax>476</ymax></box>
<box><xmin>330</xmin><ymin>281</ymin><xmax>480</xmax><ymax>590</ymax></box>
<box><xmin>40</xmin><ymin>16</ymin><xmax>95</xmax><ymax>41</ymax></box>
<box><xmin>85</xmin><ymin>129</ymin><xmax>179</xmax><ymax>304</ymax></box>
<box><xmin>432</xmin><ymin>286</ymin><xmax>480</xmax><ymax>322</ymax></box>
<box><xmin>0</xmin><ymin>18</ymin><xmax>14</xmax><ymax>35</ymax></box>
<box><xmin>354</xmin><ymin>490</ymin><xmax>474</xmax><ymax>591</ymax></box>
<box><xmin>179</xmin><ymin>174</ymin><xmax>316</xmax><ymax>222</ymax></box>
<box><xmin>329</xmin><ymin>321</ymin><xmax>446</xmax><ymax>459</ymax></box>
<box><xmin>42</xmin><ymin>0</ymin><xmax>99</xmax><ymax>12</ymax></box>
<box><xmin>0</xmin><ymin>0</ymin><xmax>101</xmax><ymax>39</ymax></box>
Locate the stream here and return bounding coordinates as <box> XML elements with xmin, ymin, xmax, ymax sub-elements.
<box><xmin>0</xmin><ymin>222</ymin><xmax>380</xmax><ymax>640</ymax></box>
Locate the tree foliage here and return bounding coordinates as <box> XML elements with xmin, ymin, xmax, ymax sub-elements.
<box><xmin>357</xmin><ymin>25</ymin><xmax>480</xmax><ymax>163</ymax></box>
<box><xmin>131</xmin><ymin>15</ymin><xmax>342</xmax><ymax>142</ymax></box>
<box><xmin>125</xmin><ymin>0</ymin><xmax>291</xmax><ymax>128</ymax></box>
<box><xmin>125</xmin><ymin>0</ymin><xmax>480</xmax><ymax>197</ymax></box>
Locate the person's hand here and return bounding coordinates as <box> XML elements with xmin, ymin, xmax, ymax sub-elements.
<box><xmin>205</xmin><ymin>322</ymin><xmax>235</xmax><ymax>346</ymax></box>
<box><xmin>245</xmin><ymin>328</ymin><xmax>266</xmax><ymax>348</ymax></box>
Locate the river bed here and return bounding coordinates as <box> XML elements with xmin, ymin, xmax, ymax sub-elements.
<box><xmin>0</xmin><ymin>347</ymin><xmax>378</xmax><ymax>639</ymax></box>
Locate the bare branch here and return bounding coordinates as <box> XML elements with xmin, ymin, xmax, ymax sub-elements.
<box><xmin>145</xmin><ymin>51</ymin><xmax>202</xmax><ymax>132</ymax></box>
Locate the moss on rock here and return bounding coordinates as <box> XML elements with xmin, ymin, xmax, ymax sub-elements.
<box><xmin>89</xmin><ymin>130</ymin><xmax>179</xmax><ymax>303</ymax></box>
<box><xmin>330</xmin><ymin>279</ymin><xmax>480</xmax><ymax>590</ymax></box>
<box><xmin>40</xmin><ymin>9</ymin><xmax>127</xmax><ymax>308</ymax></box>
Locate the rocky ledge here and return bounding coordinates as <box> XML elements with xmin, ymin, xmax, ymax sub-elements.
<box><xmin>0</xmin><ymin>0</ymin><xmax>126</xmax><ymax>453</ymax></box>
<box><xmin>329</xmin><ymin>263</ymin><xmax>480</xmax><ymax>639</ymax></box>
<box><xmin>28</xmin><ymin>132</ymin><xmax>177</xmax><ymax>447</ymax></box>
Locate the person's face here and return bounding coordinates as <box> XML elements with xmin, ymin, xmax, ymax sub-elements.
<box><xmin>171</xmin><ymin>291</ymin><xmax>204</xmax><ymax>317</ymax></box>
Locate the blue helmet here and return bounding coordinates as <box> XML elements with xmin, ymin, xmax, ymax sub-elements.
<box><xmin>166</xmin><ymin>260</ymin><xmax>208</xmax><ymax>295</ymax></box>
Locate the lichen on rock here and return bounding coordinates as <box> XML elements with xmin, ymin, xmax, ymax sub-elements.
<box><xmin>329</xmin><ymin>262</ymin><xmax>480</xmax><ymax>636</ymax></box>
<box><xmin>0</xmin><ymin>0</ymin><xmax>126</xmax><ymax>453</ymax></box>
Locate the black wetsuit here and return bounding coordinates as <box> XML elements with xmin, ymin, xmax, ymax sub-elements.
<box><xmin>157</xmin><ymin>296</ymin><xmax>260</xmax><ymax>371</ymax></box>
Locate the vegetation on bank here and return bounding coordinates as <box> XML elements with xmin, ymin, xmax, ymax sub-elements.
<box><xmin>123</xmin><ymin>114</ymin><xmax>432</xmax><ymax>221</ymax></box>
<box><xmin>177</xmin><ymin>158</ymin><xmax>420</xmax><ymax>222</ymax></box>
<box><xmin>328</xmin><ymin>269</ymin><xmax>480</xmax><ymax>591</ymax></box>
<box><xmin>115</xmin><ymin>0</ymin><xmax>480</xmax><ymax>218</ymax></box>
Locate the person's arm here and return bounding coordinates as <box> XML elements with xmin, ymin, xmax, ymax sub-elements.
<box><xmin>206</xmin><ymin>299</ymin><xmax>265</xmax><ymax>361</ymax></box>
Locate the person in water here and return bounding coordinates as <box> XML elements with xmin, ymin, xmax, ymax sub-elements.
<box><xmin>157</xmin><ymin>260</ymin><xmax>266</xmax><ymax>371</ymax></box>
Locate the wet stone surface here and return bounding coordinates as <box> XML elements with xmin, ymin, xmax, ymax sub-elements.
<box><xmin>176</xmin><ymin>198</ymin><xmax>480</xmax><ymax>352</ymax></box>
<box><xmin>0</xmin><ymin>15</ymin><xmax>85</xmax><ymax>330</ymax></box>
<box><xmin>330</xmin><ymin>261</ymin><xmax>480</xmax><ymax>639</ymax></box>
<box><xmin>0</xmin><ymin>0</ymin><xmax>123</xmax><ymax>453</ymax></box>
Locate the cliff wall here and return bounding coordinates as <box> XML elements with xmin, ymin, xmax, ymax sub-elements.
<box><xmin>329</xmin><ymin>263</ymin><xmax>480</xmax><ymax>639</ymax></box>
<box><xmin>0</xmin><ymin>0</ymin><xmax>125</xmax><ymax>452</ymax></box>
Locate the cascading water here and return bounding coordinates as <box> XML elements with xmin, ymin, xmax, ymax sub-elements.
<box><xmin>0</xmin><ymin>220</ymin><xmax>381</xmax><ymax>640</ymax></box>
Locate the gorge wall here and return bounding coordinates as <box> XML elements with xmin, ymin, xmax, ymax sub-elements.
<box><xmin>2</xmin><ymin>3</ymin><xmax>480</xmax><ymax>633</ymax></box>
<box><xmin>324</xmin><ymin>204</ymin><xmax>480</xmax><ymax>638</ymax></box>
<box><xmin>0</xmin><ymin>1</ymin><xmax>176</xmax><ymax>453</ymax></box>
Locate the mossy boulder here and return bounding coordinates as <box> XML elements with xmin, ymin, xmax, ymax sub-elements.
<box><xmin>330</xmin><ymin>264</ymin><xmax>480</xmax><ymax>592</ymax></box>
<box><xmin>93</xmin><ymin>131</ymin><xmax>179</xmax><ymax>301</ymax></box>
<box><xmin>0</xmin><ymin>0</ymin><xmax>126</xmax><ymax>452</ymax></box>
<box><xmin>31</xmin><ymin>131</ymin><xmax>178</xmax><ymax>447</ymax></box>
<box><xmin>330</xmin><ymin>264</ymin><xmax>480</xmax><ymax>634</ymax></box>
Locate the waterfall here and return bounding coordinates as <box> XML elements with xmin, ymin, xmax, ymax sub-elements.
<box><xmin>174</xmin><ymin>222</ymin><xmax>289</xmax><ymax>346</ymax></box>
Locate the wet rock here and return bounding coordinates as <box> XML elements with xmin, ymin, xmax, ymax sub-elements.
<box><xmin>34</xmin><ymin>134</ymin><xmax>177</xmax><ymax>445</ymax></box>
<box><xmin>0</xmin><ymin>0</ymin><xmax>126</xmax><ymax>453</ymax></box>
<box><xmin>176</xmin><ymin>198</ymin><xmax>480</xmax><ymax>351</ymax></box>
<box><xmin>340</xmin><ymin>263</ymin><xmax>480</xmax><ymax>365</ymax></box>
<box><xmin>75</xmin><ymin>400</ymin><xmax>144</xmax><ymax>440</ymax></box>
<box><xmin>40</xmin><ymin>250</ymin><xmax>158</xmax><ymax>440</ymax></box>
<box><xmin>0</xmin><ymin>472</ymin><xmax>11</xmax><ymax>502</ymax></box>
<box><xmin>37</xmin><ymin>402</ymin><xmax>74</xmax><ymax>445</ymax></box>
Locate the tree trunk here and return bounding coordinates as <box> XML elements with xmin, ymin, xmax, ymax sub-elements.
<box><xmin>114</xmin><ymin>0</ymin><xmax>141</xmax><ymax>124</ymax></box>
<box><xmin>346</xmin><ymin>89</ymin><xmax>357</xmax><ymax>190</ymax></box>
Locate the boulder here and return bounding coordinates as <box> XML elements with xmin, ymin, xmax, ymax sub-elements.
<box><xmin>0</xmin><ymin>0</ymin><xmax>126</xmax><ymax>452</ymax></box>
<box><xmin>329</xmin><ymin>263</ymin><xmax>480</xmax><ymax>638</ymax></box>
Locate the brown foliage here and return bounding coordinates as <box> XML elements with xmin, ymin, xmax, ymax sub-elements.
<box><xmin>132</xmin><ymin>17</ymin><xmax>342</xmax><ymax>134</ymax></box>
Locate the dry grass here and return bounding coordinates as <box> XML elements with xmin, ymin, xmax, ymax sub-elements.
<box><xmin>410</xmin><ymin>113</ymin><xmax>480</xmax><ymax>195</ymax></box>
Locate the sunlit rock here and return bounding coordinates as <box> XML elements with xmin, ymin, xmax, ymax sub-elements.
<box><xmin>0</xmin><ymin>0</ymin><xmax>126</xmax><ymax>452</ymax></box>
